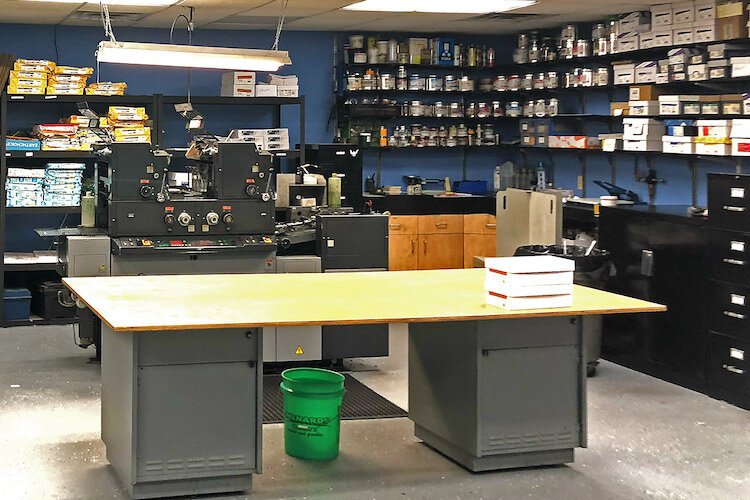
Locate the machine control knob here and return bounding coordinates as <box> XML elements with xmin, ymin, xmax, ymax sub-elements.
<box><xmin>245</xmin><ymin>184</ymin><xmax>259</xmax><ymax>196</ymax></box>
<box><xmin>261</xmin><ymin>192</ymin><xmax>271</xmax><ymax>202</ymax></box>
<box><xmin>140</xmin><ymin>185</ymin><xmax>154</xmax><ymax>198</ymax></box>
<box><xmin>164</xmin><ymin>213</ymin><xmax>176</xmax><ymax>226</ymax></box>
<box><xmin>223</xmin><ymin>213</ymin><xmax>234</xmax><ymax>225</ymax></box>
<box><xmin>177</xmin><ymin>212</ymin><xmax>192</xmax><ymax>227</ymax></box>
<box><xmin>206</xmin><ymin>212</ymin><xmax>220</xmax><ymax>226</ymax></box>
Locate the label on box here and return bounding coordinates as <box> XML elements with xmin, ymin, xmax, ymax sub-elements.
<box><xmin>731</xmin><ymin>241</ymin><xmax>746</xmax><ymax>252</ymax></box>
<box><xmin>731</xmin><ymin>294</ymin><xmax>746</xmax><ymax>306</ymax></box>
<box><xmin>730</xmin><ymin>348</ymin><xmax>745</xmax><ymax>361</ymax></box>
<box><xmin>731</xmin><ymin>188</ymin><xmax>745</xmax><ymax>198</ymax></box>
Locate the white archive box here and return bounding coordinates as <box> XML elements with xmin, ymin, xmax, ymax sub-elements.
<box><xmin>613</xmin><ymin>63</ymin><xmax>636</xmax><ymax>85</ymax></box>
<box><xmin>624</xmin><ymin>139</ymin><xmax>663</xmax><ymax>152</ymax></box>
<box><xmin>629</xmin><ymin>100</ymin><xmax>660</xmax><ymax>116</ymax></box>
<box><xmin>484</xmin><ymin>256</ymin><xmax>574</xmax><ymax>286</ymax></box>
<box><xmin>483</xmin><ymin>280</ymin><xmax>573</xmax><ymax>298</ymax></box>
<box><xmin>696</xmin><ymin>142</ymin><xmax>731</xmax><ymax>155</ymax></box>
<box><xmin>255</xmin><ymin>84</ymin><xmax>278</xmax><ymax>97</ymax></box>
<box><xmin>731</xmin><ymin>57</ymin><xmax>750</xmax><ymax>78</ymax></box>
<box><xmin>485</xmin><ymin>292</ymin><xmax>574</xmax><ymax>311</ymax></box>
<box><xmin>221</xmin><ymin>71</ymin><xmax>256</xmax><ymax>87</ymax></box>
<box><xmin>662</xmin><ymin>136</ymin><xmax>696</xmax><ymax>154</ymax></box>
<box><xmin>624</xmin><ymin>118</ymin><xmax>665</xmax><ymax>139</ymax></box>
<box><xmin>267</xmin><ymin>74</ymin><xmax>299</xmax><ymax>86</ymax></box>
<box><xmin>652</xmin><ymin>29</ymin><xmax>674</xmax><ymax>47</ymax></box>
<box><xmin>732</xmin><ymin>138</ymin><xmax>750</xmax><ymax>156</ymax></box>
<box><xmin>697</xmin><ymin>119</ymin><xmax>732</xmax><ymax>138</ymax></box>
<box><xmin>659</xmin><ymin>95</ymin><xmax>695</xmax><ymax>115</ymax></box>
<box><xmin>672</xmin><ymin>1</ymin><xmax>696</xmax><ymax>23</ymax></box>
<box><xmin>730</xmin><ymin>119</ymin><xmax>750</xmax><ymax>138</ymax></box>
<box><xmin>276</xmin><ymin>85</ymin><xmax>299</xmax><ymax>98</ymax></box>
<box><xmin>617</xmin><ymin>33</ymin><xmax>640</xmax><ymax>52</ymax></box>
<box><xmin>693</xmin><ymin>21</ymin><xmax>717</xmax><ymax>42</ymax></box>
<box><xmin>651</xmin><ymin>4</ymin><xmax>673</xmax><ymax>26</ymax></box>
<box><xmin>618</xmin><ymin>11</ymin><xmax>652</xmax><ymax>33</ymax></box>
<box><xmin>635</xmin><ymin>61</ymin><xmax>658</xmax><ymax>83</ymax></box>
<box><xmin>221</xmin><ymin>85</ymin><xmax>255</xmax><ymax>97</ymax></box>
<box><xmin>694</xmin><ymin>0</ymin><xmax>717</xmax><ymax>21</ymax></box>
<box><xmin>673</xmin><ymin>23</ymin><xmax>696</xmax><ymax>44</ymax></box>
<box><xmin>639</xmin><ymin>32</ymin><xmax>656</xmax><ymax>49</ymax></box>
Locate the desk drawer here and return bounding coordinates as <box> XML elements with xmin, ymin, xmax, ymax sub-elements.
<box><xmin>709</xmin><ymin>230</ymin><xmax>750</xmax><ymax>284</ymax></box>
<box><xmin>137</xmin><ymin>329</ymin><xmax>258</xmax><ymax>366</ymax></box>
<box><xmin>707</xmin><ymin>333</ymin><xmax>750</xmax><ymax>402</ymax></box>
<box><xmin>418</xmin><ymin>214</ymin><xmax>464</xmax><ymax>234</ymax></box>
<box><xmin>708</xmin><ymin>175</ymin><xmax>750</xmax><ymax>230</ymax></box>
<box><xmin>388</xmin><ymin>215</ymin><xmax>419</xmax><ymax>235</ymax></box>
<box><xmin>464</xmin><ymin>214</ymin><xmax>497</xmax><ymax>235</ymax></box>
<box><xmin>709</xmin><ymin>281</ymin><xmax>750</xmax><ymax>340</ymax></box>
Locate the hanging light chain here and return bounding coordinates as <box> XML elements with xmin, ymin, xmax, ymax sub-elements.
<box><xmin>272</xmin><ymin>0</ymin><xmax>290</xmax><ymax>51</ymax></box>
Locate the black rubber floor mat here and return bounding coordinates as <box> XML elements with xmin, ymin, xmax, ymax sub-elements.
<box><xmin>263</xmin><ymin>373</ymin><xmax>408</xmax><ymax>424</ymax></box>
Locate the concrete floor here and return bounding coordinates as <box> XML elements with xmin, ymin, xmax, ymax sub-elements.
<box><xmin>0</xmin><ymin>324</ymin><xmax>748</xmax><ymax>500</ymax></box>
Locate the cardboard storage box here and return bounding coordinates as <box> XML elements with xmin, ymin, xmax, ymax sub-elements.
<box><xmin>221</xmin><ymin>84</ymin><xmax>255</xmax><ymax>97</ymax></box>
<box><xmin>651</xmin><ymin>4</ymin><xmax>673</xmax><ymax>26</ymax></box>
<box><xmin>624</xmin><ymin>139</ymin><xmax>662</xmax><ymax>152</ymax></box>
<box><xmin>695</xmin><ymin>0</ymin><xmax>718</xmax><ymax>21</ymax></box>
<box><xmin>708</xmin><ymin>59</ymin><xmax>731</xmax><ymax>78</ymax></box>
<box><xmin>618</xmin><ymin>11</ymin><xmax>652</xmax><ymax>33</ymax></box>
<box><xmin>613</xmin><ymin>62</ymin><xmax>636</xmax><ymax>85</ymax></box>
<box><xmin>268</xmin><ymin>74</ymin><xmax>299</xmax><ymax>86</ymax></box>
<box><xmin>616</xmin><ymin>33</ymin><xmax>640</xmax><ymax>52</ymax></box>
<box><xmin>600</xmin><ymin>134</ymin><xmax>624</xmax><ymax>152</ymax></box>
<box><xmin>688</xmin><ymin>63</ymin><xmax>709</xmax><ymax>80</ymax></box>
<box><xmin>276</xmin><ymin>85</ymin><xmax>299</xmax><ymax>98</ymax></box>
<box><xmin>624</xmin><ymin>118</ymin><xmax>665</xmax><ymax>140</ymax></box>
<box><xmin>611</xmin><ymin>102</ymin><xmax>630</xmax><ymax>116</ymax></box>
<box><xmin>694</xmin><ymin>22</ymin><xmax>717</xmax><ymax>42</ymax></box>
<box><xmin>659</xmin><ymin>95</ymin><xmax>697</xmax><ymax>115</ymax></box>
<box><xmin>701</xmin><ymin>95</ymin><xmax>722</xmax><ymax>115</ymax></box>
<box><xmin>731</xmin><ymin>56</ymin><xmax>750</xmax><ymax>77</ymax></box>
<box><xmin>731</xmin><ymin>119</ymin><xmax>750</xmax><ymax>138</ymax></box>
<box><xmin>697</xmin><ymin>119</ymin><xmax>732</xmax><ymax>138</ymax></box>
<box><xmin>639</xmin><ymin>32</ymin><xmax>656</xmax><ymax>49</ymax></box>
<box><xmin>656</xmin><ymin>72</ymin><xmax>670</xmax><ymax>84</ymax></box>
<box><xmin>716</xmin><ymin>2</ymin><xmax>748</xmax><ymax>40</ymax></box>
<box><xmin>222</xmin><ymin>71</ymin><xmax>256</xmax><ymax>87</ymax></box>
<box><xmin>684</xmin><ymin>100</ymin><xmax>703</xmax><ymax>114</ymax></box>
<box><xmin>722</xmin><ymin>94</ymin><xmax>744</xmax><ymax>115</ymax></box>
<box><xmin>669</xmin><ymin>47</ymin><xmax>700</xmax><ymax>65</ymax></box>
<box><xmin>630</xmin><ymin>84</ymin><xmax>661</xmax><ymax>101</ymax></box>
<box><xmin>653</xmin><ymin>29</ymin><xmax>674</xmax><ymax>47</ymax></box>
<box><xmin>732</xmin><ymin>138</ymin><xmax>750</xmax><ymax>155</ymax></box>
<box><xmin>673</xmin><ymin>23</ymin><xmax>696</xmax><ymax>44</ymax></box>
<box><xmin>673</xmin><ymin>1</ymin><xmax>696</xmax><ymax>23</ymax></box>
<box><xmin>255</xmin><ymin>84</ymin><xmax>278</xmax><ymax>97</ymax></box>
<box><xmin>665</xmin><ymin>119</ymin><xmax>698</xmax><ymax>136</ymax></box>
<box><xmin>744</xmin><ymin>94</ymin><xmax>750</xmax><ymax>115</ymax></box>
<box><xmin>696</xmin><ymin>142</ymin><xmax>732</xmax><ymax>155</ymax></box>
<box><xmin>635</xmin><ymin>61</ymin><xmax>659</xmax><ymax>83</ymax></box>
<box><xmin>547</xmin><ymin>135</ymin><xmax>600</xmax><ymax>149</ymax></box>
<box><xmin>629</xmin><ymin>100</ymin><xmax>660</xmax><ymax>116</ymax></box>
<box><xmin>663</xmin><ymin>136</ymin><xmax>697</xmax><ymax>154</ymax></box>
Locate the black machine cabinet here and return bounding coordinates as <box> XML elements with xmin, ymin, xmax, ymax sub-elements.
<box><xmin>213</xmin><ymin>142</ymin><xmax>275</xmax><ymax>200</ymax></box>
<box><xmin>707</xmin><ymin>174</ymin><xmax>750</xmax><ymax>409</ymax></box>
<box><xmin>305</xmin><ymin>144</ymin><xmax>364</xmax><ymax>210</ymax></box>
<box><xmin>315</xmin><ymin>214</ymin><xmax>389</xmax><ymax>360</ymax></box>
<box><xmin>599</xmin><ymin>206</ymin><xmax>709</xmax><ymax>392</ymax></box>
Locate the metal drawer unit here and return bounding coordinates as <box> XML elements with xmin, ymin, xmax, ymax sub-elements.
<box><xmin>707</xmin><ymin>174</ymin><xmax>750</xmax><ymax>409</ymax></box>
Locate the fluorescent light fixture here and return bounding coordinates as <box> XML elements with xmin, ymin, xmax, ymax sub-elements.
<box><xmin>343</xmin><ymin>0</ymin><xmax>535</xmax><ymax>13</ymax></box>
<box><xmin>97</xmin><ymin>41</ymin><xmax>292</xmax><ymax>72</ymax></box>
<box><xmin>26</xmin><ymin>0</ymin><xmax>176</xmax><ymax>5</ymax></box>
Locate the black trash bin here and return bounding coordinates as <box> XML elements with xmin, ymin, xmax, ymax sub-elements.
<box><xmin>515</xmin><ymin>244</ymin><xmax>611</xmax><ymax>377</ymax></box>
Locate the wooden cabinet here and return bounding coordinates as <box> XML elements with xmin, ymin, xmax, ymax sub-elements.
<box><xmin>388</xmin><ymin>216</ymin><xmax>419</xmax><ymax>271</ymax></box>
<box><xmin>463</xmin><ymin>214</ymin><xmax>497</xmax><ymax>268</ymax></box>
<box><xmin>389</xmin><ymin>214</ymin><xmax>494</xmax><ymax>271</ymax></box>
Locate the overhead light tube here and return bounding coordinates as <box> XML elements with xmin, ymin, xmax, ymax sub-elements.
<box><xmin>343</xmin><ymin>0</ymin><xmax>536</xmax><ymax>14</ymax></box>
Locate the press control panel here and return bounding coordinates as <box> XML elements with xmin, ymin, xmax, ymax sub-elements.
<box><xmin>112</xmin><ymin>235</ymin><xmax>277</xmax><ymax>255</ymax></box>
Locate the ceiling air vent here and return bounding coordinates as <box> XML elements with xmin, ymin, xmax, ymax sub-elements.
<box><xmin>464</xmin><ymin>12</ymin><xmax>550</xmax><ymax>21</ymax></box>
<box><xmin>68</xmin><ymin>11</ymin><xmax>145</xmax><ymax>23</ymax></box>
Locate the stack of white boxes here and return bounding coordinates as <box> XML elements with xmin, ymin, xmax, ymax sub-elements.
<box><xmin>730</xmin><ymin>119</ymin><xmax>750</xmax><ymax>156</ymax></box>
<box><xmin>696</xmin><ymin>119</ymin><xmax>732</xmax><ymax>155</ymax></box>
<box><xmin>643</xmin><ymin>1</ymin><xmax>717</xmax><ymax>50</ymax></box>
<box><xmin>227</xmin><ymin>128</ymin><xmax>290</xmax><ymax>152</ymax></box>
<box><xmin>624</xmin><ymin>117</ymin><xmax>665</xmax><ymax>152</ymax></box>
<box><xmin>255</xmin><ymin>74</ymin><xmax>300</xmax><ymax>98</ymax></box>
<box><xmin>484</xmin><ymin>256</ymin><xmax>574</xmax><ymax>311</ymax></box>
<box><xmin>221</xmin><ymin>71</ymin><xmax>257</xmax><ymax>97</ymax></box>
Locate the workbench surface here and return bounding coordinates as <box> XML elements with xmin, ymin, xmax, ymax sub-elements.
<box><xmin>63</xmin><ymin>269</ymin><xmax>665</xmax><ymax>332</ymax></box>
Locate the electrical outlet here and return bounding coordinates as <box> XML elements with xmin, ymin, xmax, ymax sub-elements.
<box><xmin>577</xmin><ymin>176</ymin><xmax>584</xmax><ymax>190</ymax></box>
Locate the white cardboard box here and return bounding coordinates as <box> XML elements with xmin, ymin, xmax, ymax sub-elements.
<box><xmin>656</xmin><ymin>72</ymin><xmax>670</xmax><ymax>84</ymax></box>
<box><xmin>618</xmin><ymin>11</ymin><xmax>652</xmax><ymax>33</ymax></box>
<box><xmin>484</xmin><ymin>282</ymin><xmax>574</xmax><ymax>298</ymax></box>
<box><xmin>629</xmin><ymin>100</ymin><xmax>660</xmax><ymax>116</ymax></box>
<box><xmin>635</xmin><ymin>61</ymin><xmax>659</xmax><ymax>83</ymax></box>
<box><xmin>730</xmin><ymin>119</ymin><xmax>750</xmax><ymax>138</ymax></box>
<box><xmin>221</xmin><ymin>71</ymin><xmax>256</xmax><ymax>86</ymax></box>
<box><xmin>220</xmin><ymin>84</ymin><xmax>255</xmax><ymax>97</ymax></box>
<box><xmin>614</xmin><ymin>63</ymin><xmax>636</xmax><ymax>85</ymax></box>
<box><xmin>695</xmin><ymin>0</ymin><xmax>717</xmax><ymax>21</ymax></box>
<box><xmin>673</xmin><ymin>23</ymin><xmax>696</xmax><ymax>44</ymax></box>
<box><xmin>662</xmin><ymin>136</ymin><xmax>696</xmax><ymax>154</ymax></box>
<box><xmin>697</xmin><ymin>119</ymin><xmax>732</xmax><ymax>138</ymax></box>
<box><xmin>255</xmin><ymin>84</ymin><xmax>278</xmax><ymax>97</ymax></box>
<box><xmin>485</xmin><ymin>291</ymin><xmax>573</xmax><ymax>310</ymax></box>
<box><xmin>624</xmin><ymin>139</ymin><xmax>663</xmax><ymax>151</ymax></box>
<box><xmin>276</xmin><ymin>85</ymin><xmax>299</xmax><ymax>97</ymax></box>
<box><xmin>653</xmin><ymin>29</ymin><xmax>674</xmax><ymax>47</ymax></box>
<box><xmin>731</xmin><ymin>57</ymin><xmax>750</xmax><ymax>78</ymax></box>
<box><xmin>673</xmin><ymin>1</ymin><xmax>696</xmax><ymax>23</ymax></box>
<box><xmin>267</xmin><ymin>74</ymin><xmax>298</xmax><ymax>86</ymax></box>
<box><xmin>688</xmin><ymin>63</ymin><xmax>709</xmax><ymax>80</ymax></box>
<box><xmin>696</xmin><ymin>142</ymin><xmax>731</xmax><ymax>155</ymax></box>
<box><xmin>651</xmin><ymin>4</ymin><xmax>673</xmax><ymax>26</ymax></box>
<box><xmin>659</xmin><ymin>95</ymin><xmax>695</xmax><ymax>115</ymax></box>
<box><xmin>624</xmin><ymin>118</ymin><xmax>665</xmax><ymax>139</ymax></box>
<box><xmin>639</xmin><ymin>32</ymin><xmax>656</xmax><ymax>49</ymax></box>
<box><xmin>693</xmin><ymin>22</ymin><xmax>717</xmax><ymax>42</ymax></box>
<box><xmin>732</xmin><ymin>138</ymin><xmax>750</xmax><ymax>156</ymax></box>
<box><xmin>617</xmin><ymin>33</ymin><xmax>640</xmax><ymax>52</ymax></box>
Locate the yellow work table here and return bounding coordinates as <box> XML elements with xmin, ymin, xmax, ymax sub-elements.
<box><xmin>64</xmin><ymin>269</ymin><xmax>665</xmax><ymax>499</ymax></box>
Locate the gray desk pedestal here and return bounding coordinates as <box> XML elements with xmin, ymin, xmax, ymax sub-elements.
<box><xmin>101</xmin><ymin>326</ymin><xmax>262</xmax><ymax>499</ymax></box>
<box><xmin>409</xmin><ymin>316</ymin><xmax>586</xmax><ymax>472</ymax></box>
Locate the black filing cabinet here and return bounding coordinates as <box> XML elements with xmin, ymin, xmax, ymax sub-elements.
<box><xmin>707</xmin><ymin>174</ymin><xmax>750</xmax><ymax>409</ymax></box>
<box><xmin>599</xmin><ymin>205</ymin><xmax>708</xmax><ymax>392</ymax></box>
<box><xmin>305</xmin><ymin>144</ymin><xmax>364</xmax><ymax>210</ymax></box>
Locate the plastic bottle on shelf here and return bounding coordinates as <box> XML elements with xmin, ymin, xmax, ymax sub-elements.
<box><xmin>493</xmin><ymin>165</ymin><xmax>502</xmax><ymax>191</ymax></box>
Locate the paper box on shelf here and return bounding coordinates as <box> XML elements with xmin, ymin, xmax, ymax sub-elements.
<box><xmin>731</xmin><ymin>119</ymin><xmax>750</xmax><ymax>138</ymax></box>
<box><xmin>708</xmin><ymin>58</ymin><xmax>731</xmax><ymax>78</ymax></box>
<box><xmin>652</xmin><ymin>29</ymin><xmax>674</xmax><ymax>47</ymax></box>
<box><xmin>616</xmin><ymin>33</ymin><xmax>640</xmax><ymax>52</ymax></box>
<box><xmin>659</xmin><ymin>95</ymin><xmax>696</xmax><ymax>115</ymax></box>
<box><xmin>662</xmin><ymin>135</ymin><xmax>697</xmax><ymax>154</ymax></box>
<box><xmin>5</xmin><ymin>138</ymin><xmax>41</xmax><ymax>151</ymax></box>
<box><xmin>618</xmin><ymin>11</ymin><xmax>652</xmax><ymax>33</ymax></box>
<box><xmin>731</xmin><ymin>56</ymin><xmax>750</xmax><ymax>77</ymax></box>
<box><xmin>640</xmin><ymin>32</ymin><xmax>656</xmax><ymax>49</ymax></box>
<box><xmin>656</xmin><ymin>72</ymin><xmax>670</xmax><ymax>84</ymax></box>
<box><xmin>695</xmin><ymin>0</ymin><xmax>718</xmax><ymax>21</ymax></box>
<box><xmin>651</xmin><ymin>4</ymin><xmax>673</xmax><ymax>26</ymax></box>
<box><xmin>697</xmin><ymin>119</ymin><xmax>733</xmax><ymax>138</ymax></box>
<box><xmin>613</xmin><ymin>62</ymin><xmax>636</xmax><ymax>85</ymax></box>
<box><xmin>221</xmin><ymin>71</ymin><xmax>256</xmax><ymax>87</ymax></box>
<box><xmin>548</xmin><ymin>135</ymin><xmax>600</xmax><ymax>149</ymax></box>
<box><xmin>696</xmin><ymin>142</ymin><xmax>732</xmax><ymax>155</ymax></box>
<box><xmin>673</xmin><ymin>1</ymin><xmax>696</xmax><ymax>23</ymax></box>
<box><xmin>611</xmin><ymin>102</ymin><xmax>630</xmax><ymax>116</ymax></box>
<box><xmin>673</xmin><ymin>23</ymin><xmax>696</xmax><ymax>44</ymax></box>
<box><xmin>221</xmin><ymin>84</ymin><xmax>255</xmax><ymax>97</ymax></box>
<box><xmin>669</xmin><ymin>47</ymin><xmax>700</xmax><ymax>65</ymax></box>
<box><xmin>267</xmin><ymin>74</ymin><xmax>298</xmax><ymax>86</ymax></box>
<box><xmin>732</xmin><ymin>138</ymin><xmax>750</xmax><ymax>155</ymax></box>
<box><xmin>690</xmin><ymin>53</ymin><xmax>708</xmax><ymax>64</ymax></box>
<box><xmin>708</xmin><ymin>42</ymin><xmax>747</xmax><ymax>59</ymax></box>
<box><xmin>600</xmin><ymin>133</ymin><xmax>624</xmax><ymax>152</ymax></box>
<box><xmin>276</xmin><ymin>85</ymin><xmax>299</xmax><ymax>97</ymax></box>
<box><xmin>665</xmin><ymin>119</ymin><xmax>698</xmax><ymax>136</ymax></box>
<box><xmin>630</xmin><ymin>84</ymin><xmax>662</xmax><ymax>101</ymax></box>
<box><xmin>624</xmin><ymin>139</ymin><xmax>663</xmax><ymax>152</ymax></box>
<box><xmin>629</xmin><ymin>100</ymin><xmax>660</xmax><ymax>116</ymax></box>
<box><xmin>701</xmin><ymin>95</ymin><xmax>722</xmax><ymax>115</ymax></box>
<box><xmin>255</xmin><ymin>84</ymin><xmax>278</xmax><ymax>97</ymax></box>
<box><xmin>693</xmin><ymin>21</ymin><xmax>717</xmax><ymax>42</ymax></box>
<box><xmin>688</xmin><ymin>63</ymin><xmax>709</xmax><ymax>80</ymax></box>
<box><xmin>635</xmin><ymin>61</ymin><xmax>659</xmax><ymax>83</ymax></box>
<box><xmin>624</xmin><ymin>118</ymin><xmax>666</xmax><ymax>139</ymax></box>
<box><xmin>522</xmin><ymin>133</ymin><xmax>536</xmax><ymax>146</ymax></box>
<box><xmin>717</xmin><ymin>0</ymin><xmax>745</xmax><ymax>18</ymax></box>
<box><xmin>669</xmin><ymin>71</ymin><xmax>688</xmax><ymax>82</ymax></box>
<box><xmin>722</xmin><ymin>94</ymin><xmax>744</xmax><ymax>115</ymax></box>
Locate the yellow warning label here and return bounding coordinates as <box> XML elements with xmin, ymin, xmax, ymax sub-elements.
<box><xmin>295</xmin><ymin>345</ymin><xmax>304</xmax><ymax>355</ymax></box>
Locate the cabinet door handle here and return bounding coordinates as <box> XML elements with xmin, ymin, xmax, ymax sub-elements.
<box><xmin>423</xmin><ymin>239</ymin><xmax>427</xmax><ymax>254</ymax></box>
<box><xmin>723</xmin><ymin>205</ymin><xmax>747</xmax><ymax>212</ymax></box>
<box><xmin>411</xmin><ymin>239</ymin><xmax>416</xmax><ymax>254</ymax></box>
<box><xmin>723</xmin><ymin>364</ymin><xmax>745</xmax><ymax>375</ymax></box>
<box><xmin>486</xmin><ymin>223</ymin><xmax>497</xmax><ymax>229</ymax></box>
<box><xmin>723</xmin><ymin>311</ymin><xmax>746</xmax><ymax>320</ymax></box>
<box><xmin>723</xmin><ymin>258</ymin><xmax>747</xmax><ymax>266</ymax></box>
<box><xmin>435</xmin><ymin>222</ymin><xmax>448</xmax><ymax>229</ymax></box>
<box><xmin>389</xmin><ymin>224</ymin><xmax>402</xmax><ymax>230</ymax></box>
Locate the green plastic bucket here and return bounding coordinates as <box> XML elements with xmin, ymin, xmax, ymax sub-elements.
<box><xmin>280</xmin><ymin>368</ymin><xmax>346</xmax><ymax>461</ymax></box>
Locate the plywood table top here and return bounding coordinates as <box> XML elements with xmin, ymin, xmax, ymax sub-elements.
<box><xmin>63</xmin><ymin>269</ymin><xmax>666</xmax><ymax>332</ymax></box>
